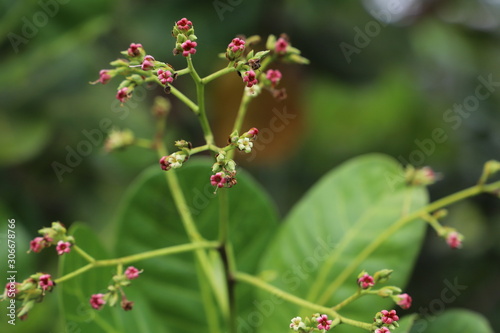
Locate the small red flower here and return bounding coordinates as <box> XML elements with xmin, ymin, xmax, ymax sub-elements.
<box><xmin>446</xmin><ymin>231</ymin><xmax>462</xmax><ymax>249</ymax></box>
<box><xmin>124</xmin><ymin>266</ymin><xmax>142</xmax><ymax>280</ymax></box>
<box><xmin>90</xmin><ymin>293</ymin><xmax>106</xmax><ymax>310</ymax></box>
<box><xmin>5</xmin><ymin>282</ymin><xmax>20</xmax><ymax>298</ymax></box>
<box><xmin>29</xmin><ymin>237</ymin><xmax>46</xmax><ymax>253</ymax></box>
<box><xmin>242</xmin><ymin>70</ymin><xmax>258</xmax><ymax>88</ymax></box>
<box><xmin>228</xmin><ymin>37</ymin><xmax>245</xmax><ymax>53</ymax></box>
<box><xmin>375</xmin><ymin>328</ymin><xmax>391</xmax><ymax>333</ymax></box>
<box><xmin>357</xmin><ymin>273</ymin><xmax>375</xmax><ymax>289</ymax></box>
<box><xmin>181</xmin><ymin>40</ymin><xmax>197</xmax><ymax>57</ymax></box>
<box><xmin>316</xmin><ymin>314</ymin><xmax>333</xmax><ymax>331</ymax></box>
<box><xmin>210</xmin><ymin>172</ymin><xmax>227</xmax><ymax>188</ymax></box>
<box><xmin>116</xmin><ymin>87</ymin><xmax>130</xmax><ymax>103</ymax></box>
<box><xmin>159</xmin><ymin>156</ymin><xmax>170</xmax><ymax>171</ymax></box>
<box><xmin>56</xmin><ymin>241</ymin><xmax>71</xmax><ymax>255</ymax></box>
<box><xmin>38</xmin><ymin>274</ymin><xmax>54</xmax><ymax>291</ymax></box>
<box><xmin>275</xmin><ymin>37</ymin><xmax>288</xmax><ymax>55</ymax></box>
<box><xmin>98</xmin><ymin>70</ymin><xmax>111</xmax><ymax>84</ymax></box>
<box><xmin>127</xmin><ymin>43</ymin><xmax>143</xmax><ymax>57</ymax></box>
<box><xmin>157</xmin><ymin>69</ymin><xmax>174</xmax><ymax>85</ymax></box>
<box><xmin>266</xmin><ymin>69</ymin><xmax>282</xmax><ymax>87</ymax></box>
<box><xmin>141</xmin><ymin>55</ymin><xmax>155</xmax><ymax>70</ymax></box>
<box><xmin>380</xmin><ymin>310</ymin><xmax>399</xmax><ymax>325</ymax></box>
<box><xmin>176</xmin><ymin>18</ymin><xmax>193</xmax><ymax>31</ymax></box>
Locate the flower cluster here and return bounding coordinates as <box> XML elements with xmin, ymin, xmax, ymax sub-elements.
<box><xmin>289</xmin><ymin>314</ymin><xmax>334</xmax><ymax>331</ymax></box>
<box><xmin>405</xmin><ymin>165</ymin><xmax>440</xmax><ymax>186</ymax></box>
<box><xmin>210</xmin><ymin>152</ymin><xmax>237</xmax><ymax>190</ymax></box>
<box><xmin>89</xmin><ymin>266</ymin><xmax>142</xmax><ymax>311</ymax></box>
<box><xmin>104</xmin><ymin>128</ymin><xmax>135</xmax><ymax>152</ymax></box>
<box><xmin>159</xmin><ymin>140</ymin><xmax>192</xmax><ymax>171</ymax></box>
<box><xmin>226</xmin><ymin>37</ymin><xmax>246</xmax><ymax>60</ymax></box>
<box><xmin>230</xmin><ymin>127</ymin><xmax>259</xmax><ymax>154</ymax></box>
<box><xmin>0</xmin><ymin>273</ymin><xmax>55</xmax><ymax>320</ymax></box>
<box><xmin>28</xmin><ymin>221</ymin><xmax>74</xmax><ymax>256</ymax></box>
<box><xmin>266</xmin><ymin>33</ymin><xmax>309</xmax><ymax>64</ymax></box>
<box><xmin>172</xmin><ymin>18</ymin><xmax>197</xmax><ymax>57</ymax></box>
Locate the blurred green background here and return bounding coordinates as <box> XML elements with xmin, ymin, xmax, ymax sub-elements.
<box><xmin>1</xmin><ymin>0</ymin><xmax>499</xmax><ymax>331</ymax></box>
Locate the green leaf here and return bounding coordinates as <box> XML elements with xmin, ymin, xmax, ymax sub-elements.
<box><xmin>409</xmin><ymin>309</ymin><xmax>493</xmax><ymax>333</ymax></box>
<box><xmin>398</xmin><ymin>314</ymin><xmax>419</xmax><ymax>333</ymax></box>
<box><xmin>256</xmin><ymin>154</ymin><xmax>428</xmax><ymax>333</ymax></box>
<box><xmin>113</xmin><ymin>158</ymin><xmax>278</xmax><ymax>331</ymax></box>
<box><xmin>58</xmin><ymin>223</ymin><xmax>163</xmax><ymax>333</ymax></box>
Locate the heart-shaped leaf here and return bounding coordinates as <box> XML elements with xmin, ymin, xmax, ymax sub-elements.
<box><xmin>113</xmin><ymin>158</ymin><xmax>279</xmax><ymax>331</ymax></box>
<box><xmin>58</xmin><ymin>223</ymin><xmax>164</xmax><ymax>333</ymax></box>
<box><xmin>255</xmin><ymin>154</ymin><xmax>428</xmax><ymax>332</ymax></box>
<box><xmin>409</xmin><ymin>309</ymin><xmax>493</xmax><ymax>333</ymax></box>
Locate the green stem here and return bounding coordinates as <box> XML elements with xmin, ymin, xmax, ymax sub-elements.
<box><xmin>234</xmin><ymin>272</ymin><xmax>373</xmax><ymax>331</ymax></box>
<box><xmin>54</xmin><ymin>241</ymin><xmax>218</xmax><ymax>284</ymax></box>
<box><xmin>195</xmin><ymin>260</ymin><xmax>221</xmax><ymax>333</ymax></box>
<box><xmin>332</xmin><ymin>290</ymin><xmax>362</xmax><ymax>311</ymax></box>
<box><xmin>175</xmin><ymin>67</ymin><xmax>191</xmax><ymax>76</ymax></box>
<box><xmin>218</xmin><ymin>189</ymin><xmax>229</xmax><ymax>244</ymax></box>
<box><xmin>422</xmin><ymin>213</ymin><xmax>444</xmax><ymax>235</ymax></box>
<box><xmin>95</xmin><ymin>241</ymin><xmax>219</xmax><ymax>267</ymax></box>
<box><xmin>202</xmin><ymin>66</ymin><xmax>236</xmax><ymax>84</ymax></box>
<box><xmin>134</xmin><ymin>138</ymin><xmax>153</xmax><ymax>149</ymax></box>
<box><xmin>73</xmin><ymin>245</ymin><xmax>95</xmax><ymax>263</ymax></box>
<box><xmin>317</xmin><ymin>180</ymin><xmax>500</xmax><ymax>305</ymax></box>
<box><xmin>235</xmin><ymin>271</ymin><xmax>338</xmax><ymax>316</ymax></box>
<box><xmin>55</xmin><ymin>263</ymin><xmax>93</xmax><ymax>284</ymax></box>
<box><xmin>169</xmin><ymin>85</ymin><xmax>199</xmax><ymax>114</ymax></box>
<box><xmin>190</xmin><ymin>144</ymin><xmax>221</xmax><ymax>155</ymax></box>
<box><xmin>227</xmin><ymin>93</ymin><xmax>252</xmax><ymax>160</ymax></box>
<box><xmin>157</xmin><ymin>143</ymin><xmax>229</xmax><ymax>317</ymax></box>
<box><xmin>186</xmin><ymin>55</ymin><xmax>215</xmax><ymax>146</ymax></box>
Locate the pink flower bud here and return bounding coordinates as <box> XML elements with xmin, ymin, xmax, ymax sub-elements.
<box><xmin>141</xmin><ymin>55</ymin><xmax>155</xmax><ymax>70</ymax></box>
<box><xmin>181</xmin><ymin>40</ymin><xmax>197</xmax><ymax>57</ymax></box>
<box><xmin>396</xmin><ymin>293</ymin><xmax>412</xmax><ymax>309</ymax></box>
<box><xmin>246</xmin><ymin>127</ymin><xmax>259</xmax><ymax>139</ymax></box>
<box><xmin>124</xmin><ymin>266</ymin><xmax>142</xmax><ymax>280</ymax></box>
<box><xmin>275</xmin><ymin>37</ymin><xmax>288</xmax><ymax>55</ymax></box>
<box><xmin>242</xmin><ymin>70</ymin><xmax>258</xmax><ymax>88</ymax></box>
<box><xmin>56</xmin><ymin>241</ymin><xmax>71</xmax><ymax>255</ymax></box>
<box><xmin>375</xmin><ymin>328</ymin><xmax>391</xmax><ymax>333</ymax></box>
<box><xmin>29</xmin><ymin>237</ymin><xmax>46</xmax><ymax>253</ymax></box>
<box><xmin>99</xmin><ymin>70</ymin><xmax>112</xmax><ymax>84</ymax></box>
<box><xmin>176</xmin><ymin>18</ymin><xmax>193</xmax><ymax>31</ymax></box>
<box><xmin>90</xmin><ymin>293</ymin><xmax>106</xmax><ymax>310</ymax></box>
<box><xmin>127</xmin><ymin>43</ymin><xmax>143</xmax><ymax>57</ymax></box>
<box><xmin>5</xmin><ymin>282</ymin><xmax>20</xmax><ymax>298</ymax></box>
<box><xmin>116</xmin><ymin>87</ymin><xmax>130</xmax><ymax>103</ymax></box>
<box><xmin>228</xmin><ymin>38</ymin><xmax>245</xmax><ymax>52</ymax></box>
<box><xmin>266</xmin><ymin>69</ymin><xmax>282</xmax><ymax>87</ymax></box>
<box><xmin>357</xmin><ymin>273</ymin><xmax>375</xmax><ymax>289</ymax></box>
<box><xmin>446</xmin><ymin>231</ymin><xmax>463</xmax><ymax>249</ymax></box>
<box><xmin>159</xmin><ymin>156</ymin><xmax>171</xmax><ymax>171</ymax></box>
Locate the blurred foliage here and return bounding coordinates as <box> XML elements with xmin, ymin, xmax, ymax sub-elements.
<box><xmin>1</xmin><ymin>0</ymin><xmax>500</xmax><ymax>331</ymax></box>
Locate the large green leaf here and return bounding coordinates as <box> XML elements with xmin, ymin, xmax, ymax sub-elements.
<box><xmin>409</xmin><ymin>309</ymin><xmax>493</xmax><ymax>333</ymax></box>
<box><xmin>256</xmin><ymin>154</ymin><xmax>428</xmax><ymax>333</ymax></box>
<box><xmin>58</xmin><ymin>223</ymin><xmax>164</xmax><ymax>333</ymax></box>
<box><xmin>113</xmin><ymin>158</ymin><xmax>279</xmax><ymax>332</ymax></box>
